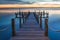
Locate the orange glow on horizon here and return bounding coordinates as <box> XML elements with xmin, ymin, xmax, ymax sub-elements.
<box><xmin>0</xmin><ymin>4</ymin><xmax>60</xmax><ymax>8</ymax></box>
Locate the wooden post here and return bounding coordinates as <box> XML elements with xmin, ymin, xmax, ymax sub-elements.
<box><xmin>19</xmin><ymin>17</ymin><xmax>21</xmax><ymax>28</ymax></box>
<box><xmin>43</xmin><ymin>11</ymin><xmax>45</xmax><ymax>16</ymax></box>
<box><xmin>25</xmin><ymin>12</ymin><xmax>27</xmax><ymax>21</ymax></box>
<box><xmin>24</xmin><ymin>12</ymin><xmax>26</xmax><ymax>23</ymax></box>
<box><xmin>15</xmin><ymin>13</ymin><xmax>18</xmax><ymax>18</ymax></box>
<box><xmin>46</xmin><ymin>13</ymin><xmax>49</xmax><ymax>18</ymax></box>
<box><xmin>12</xmin><ymin>18</ymin><xmax>16</xmax><ymax>36</ymax></box>
<box><xmin>36</xmin><ymin>12</ymin><xmax>39</xmax><ymax>23</ymax></box>
<box><xmin>19</xmin><ymin>12</ymin><xmax>21</xmax><ymax>28</ymax></box>
<box><xmin>34</xmin><ymin>12</ymin><xmax>39</xmax><ymax>23</ymax></box>
<box><xmin>25</xmin><ymin>12</ymin><xmax>29</xmax><ymax>20</ymax></box>
<box><xmin>15</xmin><ymin>13</ymin><xmax>17</xmax><ymax>18</ymax></box>
<box><xmin>21</xmin><ymin>12</ymin><xmax>23</xmax><ymax>24</ymax></box>
<box><xmin>23</xmin><ymin>12</ymin><xmax>24</xmax><ymax>24</ymax></box>
<box><xmin>45</xmin><ymin>18</ymin><xmax>48</xmax><ymax>36</ymax></box>
<box><xmin>40</xmin><ymin>13</ymin><xmax>42</xmax><ymax>29</ymax></box>
<box><xmin>25</xmin><ymin>12</ymin><xmax>28</xmax><ymax>19</ymax></box>
<box><xmin>26</xmin><ymin>12</ymin><xmax>30</xmax><ymax>19</ymax></box>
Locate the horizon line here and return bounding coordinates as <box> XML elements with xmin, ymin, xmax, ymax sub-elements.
<box><xmin>0</xmin><ymin>4</ymin><xmax>60</xmax><ymax>8</ymax></box>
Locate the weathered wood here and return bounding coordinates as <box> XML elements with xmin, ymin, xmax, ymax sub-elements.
<box><xmin>21</xmin><ymin>12</ymin><xmax>24</xmax><ymax>24</ymax></box>
<box><xmin>33</xmin><ymin>12</ymin><xmax>39</xmax><ymax>23</ymax></box>
<box><xmin>26</xmin><ymin>12</ymin><xmax>30</xmax><ymax>19</ymax></box>
<box><xmin>42</xmin><ymin>11</ymin><xmax>45</xmax><ymax>17</ymax></box>
<box><xmin>46</xmin><ymin>13</ymin><xmax>49</xmax><ymax>18</ymax></box>
<box><xmin>23</xmin><ymin>12</ymin><xmax>27</xmax><ymax>23</ymax></box>
<box><xmin>23</xmin><ymin>13</ymin><xmax>26</xmax><ymax>23</ymax></box>
<box><xmin>45</xmin><ymin>18</ymin><xmax>48</xmax><ymax>36</ymax></box>
<box><xmin>18</xmin><ymin>12</ymin><xmax>22</xmax><ymax>28</ymax></box>
<box><xmin>15</xmin><ymin>13</ymin><xmax>17</xmax><ymax>18</ymax></box>
<box><xmin>22</xmin><ymin>12</ymin><xmax>24</xmax><ymax>24</ymax></box>
<box><xmin>19</xmin><ymin>17</ymin><xmax>21</xmax><ymax>28</ymax></box>
<box><xmin>40</xmin><ymin>12</ymin><xmax>42</xmax><ymax>29</ymax></box>
<box><xmin>10</xmin><ymin>13</ymin><xmax>49</xmax><ymax>40</ymax></box>
<box><xmin>15</xmin><ymin>13</ymin><xmax>19</xmax><ymax>18</ymax></box>
<box><xmin>12</xmin><ymin>18</ymin><xmax>16</xmax><ymax>36</ymax></box>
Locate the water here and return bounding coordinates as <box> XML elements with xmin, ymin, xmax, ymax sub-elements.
<box><xmin>0</xmin><ymin>13</ymin><xmax>20</xmax><ymax>40</ymax></box>
<box><xmin>48</xmin><ymin>14</ymin><xmax>60</xmax><ymax>40</ymax></box>
<box><xmin>0</xmin><ymin>12</ymin><xmax>60</xmax><ymax>40</ymax></box>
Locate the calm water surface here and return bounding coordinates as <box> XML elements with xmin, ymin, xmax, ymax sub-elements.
<box><xmin>0</xmin><ymin>12</ymin><xmax>60</xmax><ymax>40</ymax></box>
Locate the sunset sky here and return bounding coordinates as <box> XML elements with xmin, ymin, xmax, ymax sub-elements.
<box><xmin>0</xmin><ymin>0</ymin><xmax>60</xmax><ymax>8</ymax></box>
<box><xmin>0</xmin><ymin>0</ymin><xmax>60</xmax><ymax>13</ymax></box>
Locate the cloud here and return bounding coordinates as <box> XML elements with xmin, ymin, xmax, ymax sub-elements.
<box><xmin>5</xmin><ymin>0</ymin><xmax>17</xmax><ymax>1</ymax></box>
<box><xmin>0</xmin><ymin>0</ymin><xmax>34</xmax><ymax>4</ymax></box>
<box><xmin>0</xmin><ymin>0</ymin><xmax>60</xmax><ymax>4</ymax></box>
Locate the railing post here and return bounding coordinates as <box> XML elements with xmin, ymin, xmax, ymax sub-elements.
<box><xmin>15</xmin><ymin>13</ymin><xmax>17</xmax><ymax>18</ymax></box>
<box><xmin>22</xmin><ymin>12</ymin><xmax>24</xmax><ymax>24</ymax></box>
<box><xmin>34</xmin><ymin>12</ymin><xmax>39</xmax><ymax>23</ymax></box>
<box><xmin>26</xmin><ymin>11</ymin><xmax>30</xmax><ymax>19</ymax></box>
<box><xmin>25</xmin><ymin>11</ymin><xmax>30</xmax><ymax>20</ymax></box>
<box><xmin>23</xmin><ymin>12</ymin><xmax>26</xmax><ymax>23</ymax></box>
<box><xmin>40</xmin><ymin>12</ymin><xmax>42</xmax><ymax>29</ymax></box>
<box><xmin>36</xmin><ymin>12</ymin><xmax>39</xmax><ymax>23</ymax></box>
<box><xmin>45</xmin><ymin>18</ymin><xmax>48</xmax><ymax>36</ymax></box>
<box><xmin>21</xmin><ymin>12</ymin><xmax>23</xmax><ymax>24</ymax></box>
<box><xmin>11</xmin><ymin>18</ymin><xmax>16</xmax><ymax>36</ymax></box>
<box><xmin>25</xmin><ymin>12</ymin><xmax>28</xmax><ymax>19</ymax></box>
<box><xmin>19</xmin><ymin>17</ymin><xmax>21</xmax><ymax>28</ymax></box>
<box><xmin>19</xmin><ymin>12</ymin><xmax>22</xmax><ymax>28</ymax></box>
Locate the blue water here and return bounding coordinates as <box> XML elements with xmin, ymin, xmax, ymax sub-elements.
<box><xmin>0</xmin><ymin>13</ymin><xmax>20</xmax><ymax>40</ymax></box>
<box><xmin>48</xmin><ymin>14</ymin><xmax>60</xmax><ymax>40</ymax></box>
<box><xmin>0</xmin><ymin>12</ymin><xmax>60</xmax><ymax>40</ymax></box>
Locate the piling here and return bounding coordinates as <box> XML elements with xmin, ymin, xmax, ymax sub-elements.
<box><xmin>11</xmin><ymin>18</ymin><xmax>16</xmax><ymax>36</ymax></box>
<box><xmin>40</xmin><ymin>12</ymin><xmax>42</xmax><ymax>29</ymax></box>
<box><xmin>45</xmin><ymin>18</ymin><xmax>48</xmax><ymax>36</ymax></box>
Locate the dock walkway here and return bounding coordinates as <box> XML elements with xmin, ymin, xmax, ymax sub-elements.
<box><xmin>10</xmin><ymin>13</ymin><xmax>49</xmax><ymax>40</ymax></box>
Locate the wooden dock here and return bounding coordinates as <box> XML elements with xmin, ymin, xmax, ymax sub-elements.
<box><xmin>10</xmin><ymin>13</ymin><xmax>49</xmax><ymax>40</ymax></box>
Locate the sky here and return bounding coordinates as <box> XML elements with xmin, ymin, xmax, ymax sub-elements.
<box><xmin>0</xmin><ymin>0</ymin><xmax>60</xmax><ymax>4</ymax></box>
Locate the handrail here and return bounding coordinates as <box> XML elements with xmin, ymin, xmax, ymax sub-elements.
<box><xmin>49</xmin><ymin>26</ymin><xmax>60</xmax><ymax>32</ymax></box>
<box><xmin>33</xmin><ymin>12</ymin><xmax>39</xmax><ymax>23</ymax></box>
<box><xmin>0</xmin><ymin>26</ymin><xmax>9</xmax><ymax>32</ymax></box>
